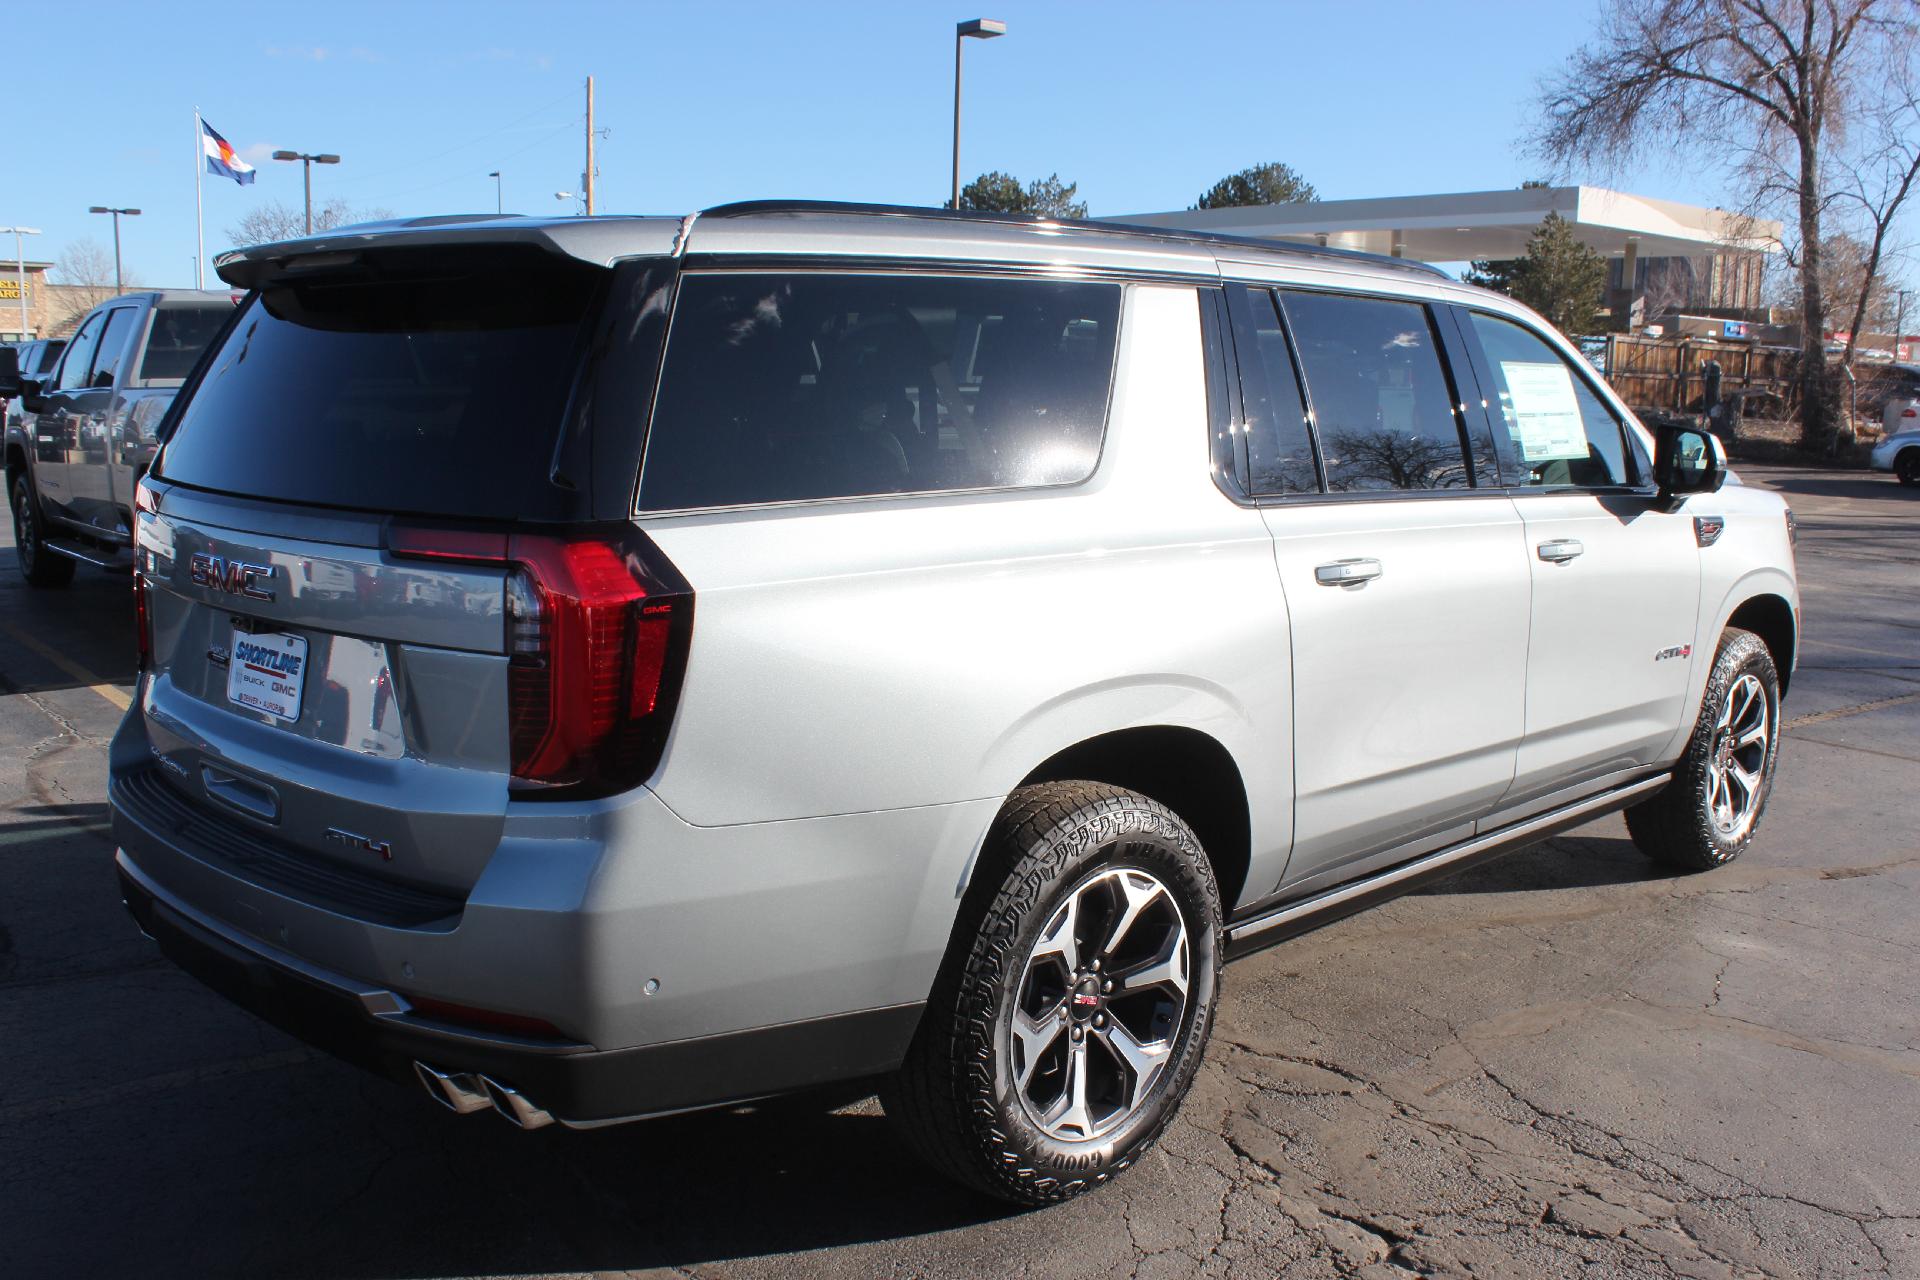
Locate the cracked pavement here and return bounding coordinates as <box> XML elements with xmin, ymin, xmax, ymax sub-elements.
<box><xmin>1</xmin><ymin>465</ymin><xmax>1915</xmax><ymax>1279</ymax></box>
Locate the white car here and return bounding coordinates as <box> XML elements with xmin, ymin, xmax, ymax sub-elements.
<box><xmin>1871</xmin><ymin>364</ymin><xmax>1920</xmax><ymax>484</ymax></box>
<box><xmin>111</xmin><ymin>202</ymin><xmax>1799</xmax><ymax>1206</ymax></box>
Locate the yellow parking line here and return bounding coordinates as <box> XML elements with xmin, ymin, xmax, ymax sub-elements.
<box><xmin>0</xmin><ymin>622</ymin><xmax>132</xmax><ymax>710</ymax></box>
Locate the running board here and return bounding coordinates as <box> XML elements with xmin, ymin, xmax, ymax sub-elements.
<box><xmin>1225</xmin><ymin>772</ymin><xmax>1669</xmax><ymax>960</ymax></box>
<box><xmin>46</xmin><ymin>536</ymin><xmax>134</xmax><ymax>572</ymax></box>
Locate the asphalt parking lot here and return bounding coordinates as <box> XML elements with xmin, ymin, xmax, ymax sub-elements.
<box><xmin>2</xmin><ymin>464</ymin><xmax>1915</xmax><ymax>1279</ymax></box>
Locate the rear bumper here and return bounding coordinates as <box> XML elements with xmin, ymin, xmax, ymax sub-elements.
<box><xmin>118</xmin><ymin>852</ymin><xmax>922</xmax><ymax>1124</ymax></box>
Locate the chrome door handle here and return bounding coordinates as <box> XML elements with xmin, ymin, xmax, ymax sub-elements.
<box><xmin>1315</xmin><ymin>558</ymin><xmax>1383</xmax><ymax>587</ymax></box>
<box><xmin>1537</xmin><ymin>539</ymin><xmax>1585</xmax><ymax>563</ymax></box>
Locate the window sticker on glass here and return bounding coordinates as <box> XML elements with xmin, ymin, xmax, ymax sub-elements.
<box><xmin>1500</xmin><ymin>361</ymin><xmax>1588</xmax><ymax>462</ymax></box>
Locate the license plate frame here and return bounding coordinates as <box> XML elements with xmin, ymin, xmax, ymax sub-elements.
<box><xmin>225</xmin><ymin>628</ymin><xmax>309</xmax><ymax>723</ymax></box>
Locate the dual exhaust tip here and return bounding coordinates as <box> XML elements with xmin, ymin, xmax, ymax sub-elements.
<box><xmin>413</xmin><ymin>1061</ymin><xmax>555</xmax><ymax>1130</ymax></box>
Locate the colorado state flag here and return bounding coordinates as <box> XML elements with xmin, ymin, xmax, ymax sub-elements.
<box><xmin>201</xmin><ymin>120</ymin><xmax>256</xmax><ymax>186</ymax></box>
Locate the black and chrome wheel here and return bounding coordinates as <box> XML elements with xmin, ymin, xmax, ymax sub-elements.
<box><xmin>10</xmin><ymin>473</ymin><xmax>74</xmax><ymax>589</ymax></box>
<box><xmin>1705</xmin><ymin>671</ymin><xmax>1770</xmax><ymax>843</ymax></box>
<box><xmin>1628</xmin><ymin>628</ymin><xmax>1781</xmax><ymax>871</ymax></box>
<box><xmin>883</xmin><ymin>781</ymin><xmax>1221</xmax><ymax>1205</ymax></box>
<box><xmin>1010</xmin><ymin>866</ymin><xmax>1190</xmax><ymax>1143</ymax></box>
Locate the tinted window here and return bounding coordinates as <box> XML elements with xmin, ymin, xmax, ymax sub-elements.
<box><xmin>158</xmin><ymin>247</ymin><xmax>603</xmax><ymax>520</ymax></box>
<box><xmin>90</xmin><ymin>307</ymin><xmax>137</xmax><ymax>387</ymax></box>
<box><xmin>1230</xmin><ymin>286</ymin><xmax>1318</xmax><ymax>495</ymax></box>
<box><xmin>32</xmin><ymin>340</ymin><xmax>65</xmax><ymax>377</ymax></box>
<box><xmin>1467</xmin><ymin>312</ymin><xmax>1636</xmax><ymax>488</ymax></box>
<box><xmin>55</xmin><ymin>313</ymin><xmax>104</xmax><ymax>392</ymax></box>
<box><xmin>639</xmin><ymin>273</ymin><xmax>1120</xmax><ymax>511</ymax></box>
<box><xmin>1281</xmin><ymin>291</ymin><xmax>1471</xmax><ymax>492</ymax></box>
<box><xmin>139</xmin><ymin>304</ymin><xmax>233</xmax><ymax>381</ymax></box>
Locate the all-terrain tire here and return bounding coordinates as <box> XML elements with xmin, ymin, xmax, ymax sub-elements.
<box><xmin>10</xmin><ymin>473</ymin><xmax>75</xmax><ymax>589</ymax></box>
<box><xmin>881</xmin><ymin>781</ymin><xmax>1222</xmax><ymax>1206</ymax></box>
<box><xmin>1626</xmin><ymin>628</ymin><xmax>1781</xmax><ymax>872</ymax></box>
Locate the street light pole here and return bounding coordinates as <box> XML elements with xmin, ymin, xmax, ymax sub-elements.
<box><xmin>489</xmin><ymin>171</ymin><xmax>503</xmax><ymax>214</ymax></box>
<box><xmin>951</xmin><ymin>19</ymin><xmax>1006</xmax><ymax>211</ymax></box>
<box><xmin>0</xmin><ymin>225</ymin><xmax>40</xmax><ymax>337</ymax></box>
<box><xmin>87</xmin><ymin>207</ymin><xmax>141</xmax><ymax>295</ymax></box>
<box><xmin>272</xmin><ymin>150</ymin><xmax>342</xmax><ymax>234</ymax></box>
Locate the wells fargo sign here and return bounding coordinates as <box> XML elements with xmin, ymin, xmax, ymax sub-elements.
<box><xmin>0</xmin><ymin>280</ymin><xmax>26</xmax><ymax>301</ymax></box>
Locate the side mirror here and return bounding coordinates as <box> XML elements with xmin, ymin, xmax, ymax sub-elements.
<box><xmin>17</xmin><ymin>377</ymin><xmax>45</xmax><ymax>412</ymax></box>
<box><xmin>1654</xmin><ymin>422</ymin><xmax>1727</xmax><ymax>499</ymax></box>
<box><xmin>0</xmin><ymin>346</ymin><xmax>19</xmax><ymax>397</ymax></box>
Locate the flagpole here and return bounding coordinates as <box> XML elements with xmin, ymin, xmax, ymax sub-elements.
<box><xmin>194</xmin><ymin>107</ymin><xmax>205</xmax><ymax>290</ymax></box>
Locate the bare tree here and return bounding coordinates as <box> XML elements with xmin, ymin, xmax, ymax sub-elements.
<box><xmin>1829</xmin><ymin>85</ymin><xmax>1920</xmax><ymax>363</ymax></box>
<box><xmin>1532</xmin><ymin>0</ymin><xmax>1920</xmax><ymax>449</ymax></box>
<box><xmin>222</xmin><ymin>198</ymin><xmax>394</xmax><ymax>249</ymax></box>
<box><xmin>50</xmin><ymin>238</ymin><xmax>140</xmax><ymax>327</ymax></box>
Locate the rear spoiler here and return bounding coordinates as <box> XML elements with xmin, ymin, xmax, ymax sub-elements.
<box><xmin>212</xmin><ymin>215</ymin><xmax>681</xmax><ymax>291</ymax></box>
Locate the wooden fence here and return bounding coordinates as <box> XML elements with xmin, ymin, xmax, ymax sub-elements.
<box><xmin>1604</xmin><ymin>335</ymin><xmax>1800</xmax><ymax>419</ymax></box>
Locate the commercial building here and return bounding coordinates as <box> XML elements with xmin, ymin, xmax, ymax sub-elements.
<box><xmin>1112</xmin><ymin>185</ymin><xmax>1782</xmax><ymax>328</ymax></box>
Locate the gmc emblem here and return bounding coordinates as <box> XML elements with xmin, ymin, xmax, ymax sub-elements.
<box><xmin>189</xmin><ymin>552</ymin><xmax>276</xmax><ymax>602</ymax></box>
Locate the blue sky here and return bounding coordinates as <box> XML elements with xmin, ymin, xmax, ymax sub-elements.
<box><xmin>12</xmin><ymin>1</ymin><xmax>1778</xmax><ymax>287</ymax></box>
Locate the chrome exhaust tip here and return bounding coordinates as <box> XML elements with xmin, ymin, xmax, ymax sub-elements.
<box><xmin>480</xmin><ymin>1076</ymin><xmax>556</xmax><ymax>1130</ymax></box>
<box><xmin>413</xmin><ymin>1061</ymin><xmax>492</xmax><ymax>1115</ymax></box>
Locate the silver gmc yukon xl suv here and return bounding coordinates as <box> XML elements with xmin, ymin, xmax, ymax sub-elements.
<box><xmin>110</xmin><ymin>203</ymin><xmax>1798</xmax><ymax>1205</ymax></box>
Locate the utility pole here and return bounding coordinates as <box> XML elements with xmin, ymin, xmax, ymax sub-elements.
<box><xmin>584</xmin><ymin>75</ymin><xmax>596</xmax><ymax>216</ymax></box>
<box><xmin>1898</xmin><ymin>289</ymin><xmax>1912</xmax><ymax>358</ymax></box>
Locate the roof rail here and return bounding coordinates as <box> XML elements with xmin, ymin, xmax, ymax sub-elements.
<box><xmin>696</xmin><ymin>199</ymin><xmax>1452</xmax><ymax>280</ymax></box>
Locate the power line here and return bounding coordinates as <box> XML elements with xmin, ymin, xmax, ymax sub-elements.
<box><xmin>328</xmin><ymin>85</ymin><xmax>582</xmax><ymax>189</ymax></box>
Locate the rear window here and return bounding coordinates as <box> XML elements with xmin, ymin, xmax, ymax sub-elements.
<box><xmin>157</xmin><ymin>248</ymin><xmax>604</xmax><ymax>520</ymax></box>
<box><xmin>138</xmin><ymin>305</ymin><xmax>235</xmax><ymax>381</ymax></box>
<box><xmin>637</xmin><ymin>272</ymin><xmax>1121</xmax><ymax>511</ymax></box>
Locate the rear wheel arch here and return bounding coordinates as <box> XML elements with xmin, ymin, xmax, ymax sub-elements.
<box><xmin>1725</xmin><ymin>593</ymin><xmax>1797</xmax><ymax>694</ymax></box>
<box><xmin>1009</xmin><ymin>726</ymin><xmax>1252</xmax><ymax>913</ymax></box>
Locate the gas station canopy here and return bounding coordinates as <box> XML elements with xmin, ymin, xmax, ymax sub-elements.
<box><xmin>1110</xmin><ymin>185</ymin><xmax>1782</xmax><ymax>264</ymax></box>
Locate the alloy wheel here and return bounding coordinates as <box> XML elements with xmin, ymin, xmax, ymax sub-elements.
<box><xmin>1009</xmin><ymin>865</ymin><xmax>1190</xmax><ymax>1143</ymax></box>
<box><xmin>13</xmin><ymin>482</ymin><xmax>34</xmax><ymax>574</ymax></box>
<box><xmin>1707</xmin><ymin>672</ymin><xmax>1769</xmax><ymax>840</ymax></box>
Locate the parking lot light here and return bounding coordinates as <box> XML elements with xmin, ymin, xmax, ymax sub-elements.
<box><xmin>952</xmin><ymin>18</ymin><xmax>1008</xmax><ymax>212</ymax></box>
<box><xmin>0</xmin><ymin>225</ymin><xmax>41</xmax><ymax>336</ymax></box>
<box><xmin>86</xmin><ymin>207</ymin><xmax>140</xmax><ymax>296</ymax></box>
<box><xmin>273</xmin><ymin>150</ymin><xmax>342</xmax><ymax>235</ymax></box>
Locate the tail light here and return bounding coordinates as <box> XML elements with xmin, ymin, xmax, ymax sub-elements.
<box><xmin>388</xmin><ymin>523</ymin><xmax>693</xmax><ymax>798</ymax></box>
<box><xmin>133</xmin><ymin>478</ymin><xmax>156</xmax><ymax>672</ymax></box>
<box><xmin>133</xmin><ymin>571</ymin><xmax>153</xmax><ymax>672</ymax></box>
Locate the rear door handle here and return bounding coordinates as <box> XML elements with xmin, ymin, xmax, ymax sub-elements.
<box><xmin>1315</xmin><ymin>558</ymin><xmax>1383</xmax><ymax>587</ymax></box>
<box><xmin>1537</xmin><ymin>539</ymin><xmax>1585</xmax><ymax>563</ymax></box>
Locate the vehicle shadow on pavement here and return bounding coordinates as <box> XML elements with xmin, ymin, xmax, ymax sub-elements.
<box><xmin>1754</xmin><ymin>471</ymin><xmax>1913</xmax><ymax>503</ymax></box>
<box><xmin>1417</xmin><ymin>834</ymin><xmax>1664</xmax><ymax>896</ymax></box>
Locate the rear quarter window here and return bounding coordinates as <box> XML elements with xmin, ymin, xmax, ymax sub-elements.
<box><xmin>139</xmin><ymin>304</ymin><xmax>236</xmax><ymax>382</ymax></box>
<box><xmin>637</xmin><ymin>272</ymin><xmax>1122</xmax><ymax>511</ymax></box>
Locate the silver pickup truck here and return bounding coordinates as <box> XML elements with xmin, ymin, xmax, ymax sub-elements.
<box><xmin>4</xmin><ymin>290</ymin><xmax>235</xmax><ymax>585</ymax></box>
